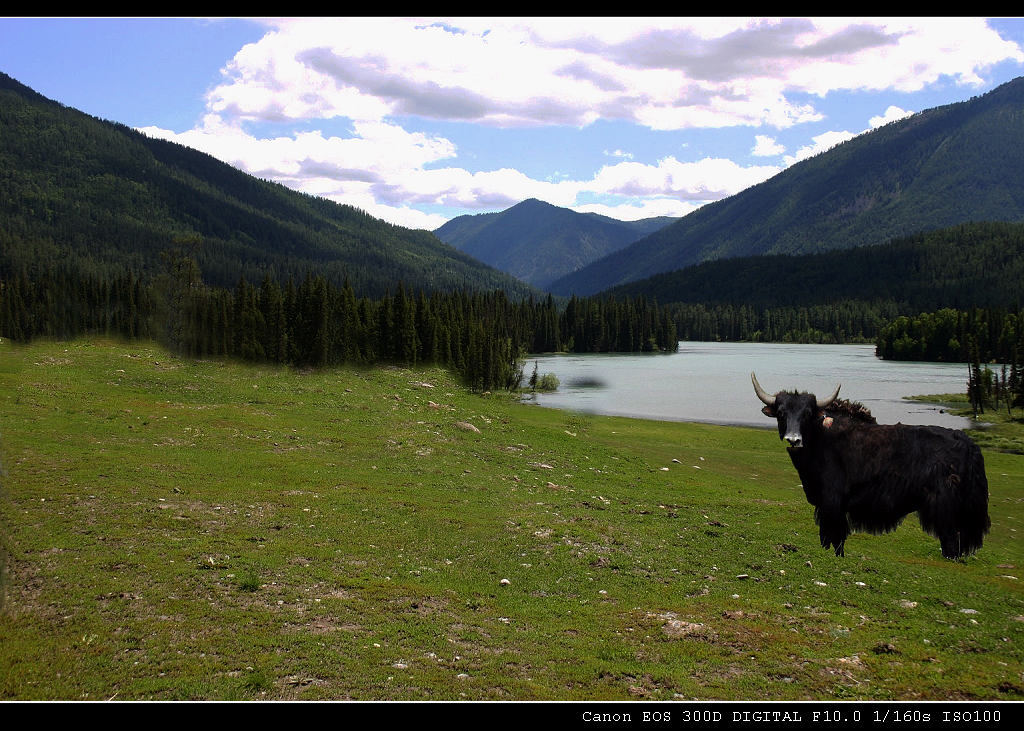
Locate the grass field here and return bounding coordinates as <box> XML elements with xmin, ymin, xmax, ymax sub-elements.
<box><xmin>1</xmin><ymin>337</ymin><xmax>1021</xmax><ymax>701</ymax></box>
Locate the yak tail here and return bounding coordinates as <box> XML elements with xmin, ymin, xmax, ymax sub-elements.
<box><xmin>919</xmin><ymin>440</ymin><xmax>991</xmax><ymax>559</ymax></box>
<box><xmin>955</xmin><ymin>445</ymin><xmax>991</xmax><ymax>557</ymax></box>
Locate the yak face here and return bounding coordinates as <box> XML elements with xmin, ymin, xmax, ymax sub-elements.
<box><xmin>764</xmin><ymin>391</ymin><xmax>821</xmax><ymax>449</ymax></box>
<box><xmin>752</xmin><ymin>373</ymin><xmax>840</xmax><ymax>450</ymax></box>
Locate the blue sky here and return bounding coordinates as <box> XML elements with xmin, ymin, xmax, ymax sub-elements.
<box><xmin>2</xmin><ymin>17</ymin><xmax>1023</xmax><ymax>230</ymax></box>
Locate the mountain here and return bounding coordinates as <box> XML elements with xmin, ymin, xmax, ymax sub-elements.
<box><xmin>601</xmin><ymin>221</ymin><xmax>1024</xmax><ymax>312</ymax></box>
<box><xmin>434</xmin><ymin>198</ymin><xmax>676</xmax><ymax>289</ymax></box>
<box><xmin>550</xmin><ymin>76</ymin><xmax>1024</xmax><ymax>296</ymax></box>
<box><xmin>0</xmin><ymin>72</ymin><xmax>534</xmax><ymax>299</ymax></box>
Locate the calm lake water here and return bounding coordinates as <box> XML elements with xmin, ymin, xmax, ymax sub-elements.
<box><xmin>523</xmin><ymin>342</ymin><xmax>974</xmax><ymax>430</ymax></box>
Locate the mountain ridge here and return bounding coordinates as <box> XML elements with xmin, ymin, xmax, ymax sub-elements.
<box><xmin>0</xmin><ymin>71</ymin><xmax>536</xmax><ymax>300</ymax></box>
<box><xmin>434</xmin><ymin>198</ymin><xmax>676</xmax><ymax>288</ymax></box>
<box><xmin>550</xmin><ymin>76</ymin><xmax>1024</xmax><ymax>296</ymax></box>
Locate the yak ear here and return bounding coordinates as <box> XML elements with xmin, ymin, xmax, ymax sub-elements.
<box><xmin>761</xmin><ymin>404</ymin><xmax>776</xmax><ymax>417</ymax></box>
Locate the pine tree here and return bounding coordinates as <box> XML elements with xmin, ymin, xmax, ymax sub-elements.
<box><xmin>967</xmin><ymin>335</ymin><xmax>985</xmax><ymax>416</ymax></box>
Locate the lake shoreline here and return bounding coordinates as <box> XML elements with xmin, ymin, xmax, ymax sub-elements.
<box><xmin>520</xmin><ymin>392</ymin><xmax>979</xmax><ymax>431</ymax></box>
<box><xmin>525</xmin><ymin>342</ymin><xmax>974</xmax><ymax>430</ymax></box>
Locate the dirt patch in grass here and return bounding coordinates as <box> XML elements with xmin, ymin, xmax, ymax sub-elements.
<box><xmin>285</xmin><ymin>617</ymin><xmax>364</xmax><ymax>635</ymax></box>
<box><xmin>2</xmin><ymin>557</ymin><xmax>55</xmax><ymax>621</ymax></box>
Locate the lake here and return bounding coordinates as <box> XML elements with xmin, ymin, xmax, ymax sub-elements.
<box><xmin>522</xmin><ymin>342</ymin><xmax>975</xmax><ymax>430</ymax></box>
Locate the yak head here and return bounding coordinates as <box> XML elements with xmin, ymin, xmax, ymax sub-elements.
<box><xmin>752</xmin><ymin>373</ymin><xmax>840</xmax><ymax>450</ymax></box>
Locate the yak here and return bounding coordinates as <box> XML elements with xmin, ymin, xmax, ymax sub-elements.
<box><xmin>752</xmin><ymin>373</ymin><xmax>990</xmax><ymax>559</ymax></box>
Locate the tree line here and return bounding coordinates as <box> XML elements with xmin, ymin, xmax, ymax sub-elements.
<box><xmin>874</xmin><ymin>307</ymin><xmax>1022</xmax><ymax>363</ymax></box>
<box><xmin>875</xmin><ymin>306</ymin><xmax>1024</xmax><ymax>416</ymax></box>
<box><xmin>0</xmin><ymin>250</ymin><xmax>678</xmax><ymax>392</ymax></box>
<box><xmin>667</xmin><ymin>300</ymin><xmax>897</xmax><ymax>344</ymax></box>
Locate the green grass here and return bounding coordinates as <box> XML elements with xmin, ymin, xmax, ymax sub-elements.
<box><xmin>1</xmin><ymin>337</ymin><xmax>1022</xmax><ymax>701</ymax></box>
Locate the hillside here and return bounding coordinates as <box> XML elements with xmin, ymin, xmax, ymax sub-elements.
<box><xmin>0</xmin><ymin>72</ymin><xmax>534</xmax><ymax>299</ymax></box>
<box><xmin>601</xmin><ymin>221</ymin><xmax>1024</xmax><ymax>311</ymax></box>
<box><xmin>551</xmin><ymin>76</ymin><xmax>1024</xmax><ymax>295</ymax></box>
<box><xmin>434</xmin><ymin>198</ymin><xmax>675</xmax><ymax>288</ymax></box>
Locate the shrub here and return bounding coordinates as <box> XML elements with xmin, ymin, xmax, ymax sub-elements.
<box><xmin>536</xmin><ymin>373</ymin><xmax>560</xmax><ymax>392</ymax></box>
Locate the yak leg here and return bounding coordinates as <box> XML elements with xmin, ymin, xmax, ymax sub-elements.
<box><xmin>814</xmin><ymin>480</ymin><xmax>850</xmax><ymax>557</ymax></box>
<box><xmin>815</xmin><ymin>505</ymin><xmax>850</xmax><ymax>556</ymax></box>
<box><xmin>939</xmin><ymin>532</ymin><xmax>963</xmax><ymax>560</ymax></box>
<box><xmin>820</xmin><ymin>520</ymin><xmax>848</xmax><ymax>556</ymax></box>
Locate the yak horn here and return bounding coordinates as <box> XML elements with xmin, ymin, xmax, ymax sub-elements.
<box><xmin>751</xmin><ymin>373</ymin><xmax>774</xmax><ymax>406</ymax></box>
<box><xmin>816</xmin><ymin>384</ymin><xmax>842</xmax><ymax>409</ymax></box>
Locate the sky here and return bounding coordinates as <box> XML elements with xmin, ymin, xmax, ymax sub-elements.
<box><xmin>2</xmin><ymin>17</ymin><xmax>1024</xmax><ymax>231</ymax></box>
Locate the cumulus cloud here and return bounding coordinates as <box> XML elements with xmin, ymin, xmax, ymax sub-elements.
<box><xmin>869</xmin><ymin>105</ymin><xmax>914</xmax><ymax>128</ymax></box>
<box><xmin>140</xmin><ymin>17</ymin><xmax>1023</xmax><ymax>227</ymax></box>
<box><xmin>141</xmin><ymin>116</ymin><xmax>779</xmax><ymax>228</ymax></box>
<box><xmin>780</xmin><ymin>103</ymin><xmax>915</xmax><ymax>167</ymax></box>
<box><xmin>589</xmin><ymin>156</ymin><xmax>781</xmax><ymax>201</ymax></box>
<box><xmin>752</xmin><ymin>135</ymin><xmax>786</xmax><ymax>157</ymax></box>
<box><xmin>205</xmin><ymin>18</ymin><xmax>1021</xmax><ymax>132</ymax></box>
<box><xmin>783</xmin><ymin>130</ymin><xmax>858</xmax><ymax>166</ymax></box>
<box><xmin>575</xmin><ymin>198</ymin><xmax>701</xmax><ymax>221</ymax></box>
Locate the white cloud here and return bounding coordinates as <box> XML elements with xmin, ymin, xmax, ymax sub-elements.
<box><xmin>139</xmin><ymin>17</ymin><xmax>1023</xmax><ymax>226</ymax></box>
<box><xmin>140</xmin><ymin>117</ymin><xmax>783</xmax><ymax>227</ymax></box>
<box><xmin>782</xmin><ymin>18</ymin><xmax>1022</xmax><ymax>94</ymax></box>
<box><xmin>784</xmin><ymin>130</ymin><xmax>858</xmax><ymax>166</ymax></box>
<box><xmin>205</xmin><ymin>18</ymin><xmax>1023</xmax><ymax>132</ymax></box>
<box><xmin>780</xmin><ymin>103</ymin><xmax>916</xmax><ymax>167</ymax></box>
<box><xmin>574</xmin><ymin>198</ymin><xmax>699</xmax><ymax>221</ymax></box>
<box><xmin>589</xmin><ymin>156</ymin><xmax>781</xmax><ymax>200</ymax></box>
<box><xmin>869</xmin><ymin>105</ymin><xmax>913</xmax><ymax>128</ymax></box>
<box><xmin>752</xmin><ymin>134</ymin><xmax>786</xmax><ymax>157</ymax></box>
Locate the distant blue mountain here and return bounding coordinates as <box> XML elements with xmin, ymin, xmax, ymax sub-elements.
<box><xmin>434</xmin><ymin>198</ymin><xmax>676</xmax><ymax>289</ymax></box>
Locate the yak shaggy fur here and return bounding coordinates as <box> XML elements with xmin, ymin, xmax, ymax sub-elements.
<box><xmin>753</xmin><ymin>376</ymin><xmax>991</xmax><ymax>559</ymax></box>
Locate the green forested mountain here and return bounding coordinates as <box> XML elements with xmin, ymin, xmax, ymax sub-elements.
<box><xmin>0</xmin><ymin>72</ymin><xmax>685</xmax><ymax>391</ymax></box>
<box><xmin>551</xmin><ymin>76</ymin><xmax>1024</xmax><ymax>295</ymax></box>
<box><xmin>434</xmin><ymin>198</ymin><xmax>675</xmax><ymax>288</ymax></box>
<box><xmin>599</xmin><ymin>221</ymin><xmax>1024</xmax><ymax>347</ymax></box>
<box><xmin>0</xmin><ymin>72</ymin><xmax>534</xmax><ymax>299</ymax></box>
<box><xmin>603</xmin><ymin>221</ymin><xmax>1024</xmax><ymax>311</ymax></box>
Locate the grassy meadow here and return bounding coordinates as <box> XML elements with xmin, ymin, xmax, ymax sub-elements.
<box><xmin>0</xmin><ymin>337</ymin><xmax>1021</xmax><ymax>701</ymax></box>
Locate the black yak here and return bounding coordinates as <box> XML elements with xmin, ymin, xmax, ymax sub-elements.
<box><xmin>752</xmin><ymin>373</ymin><xmax>990</xmax><ymax>559</ymax></box>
